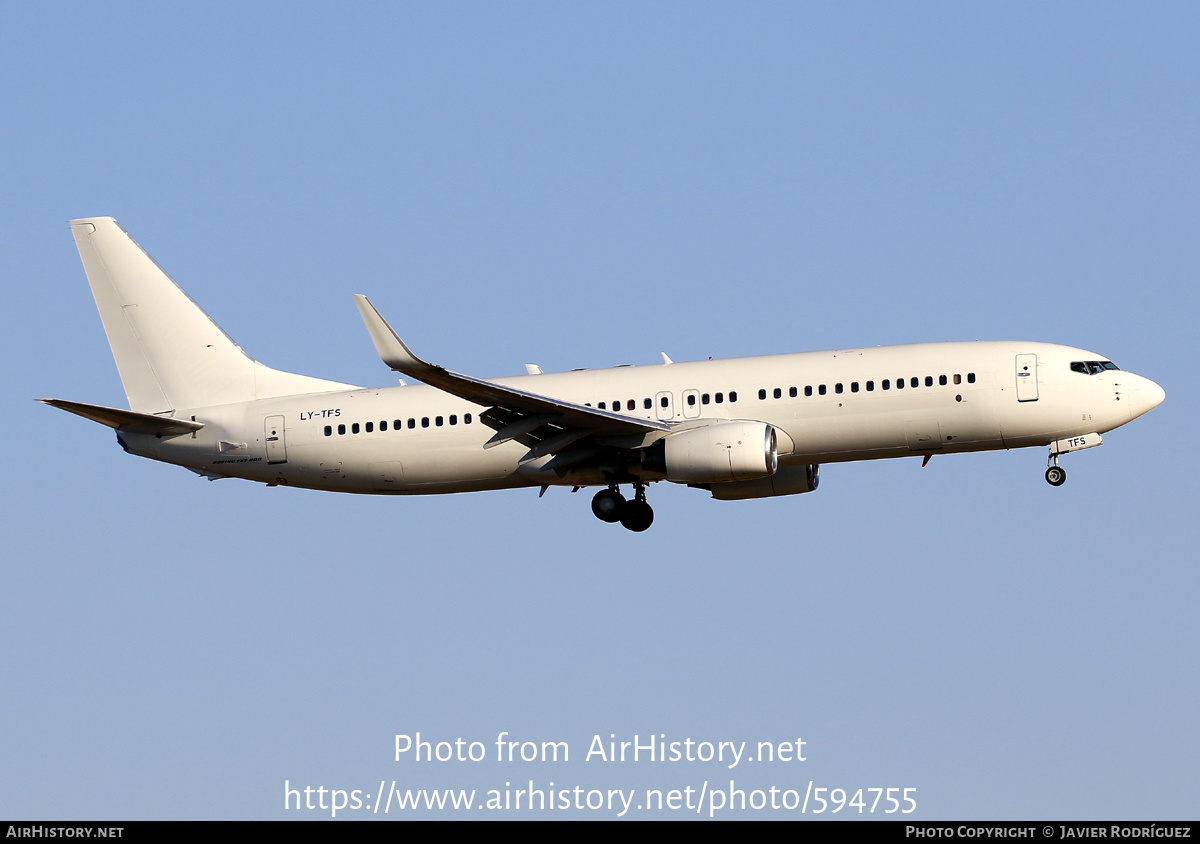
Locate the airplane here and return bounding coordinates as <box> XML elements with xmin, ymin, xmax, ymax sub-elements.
<box><xmin>42</xmin><ymin>217</ymin><xmax>1165</xmax><ymax>532</ymax></box>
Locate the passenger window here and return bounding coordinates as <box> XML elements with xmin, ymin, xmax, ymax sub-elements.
<box><xmin>866</xmin><ymin>381</ymin><xmax>874</xmax><ymax>391</ymax></box>
<box><xmin>687</xmin><ymin>394</ymin><xmax>696</xmax><ymax>406</ymax></box>
<box><xmin>450</xmin><ymin>415</ymin><xmax>457</xmax><ymax>425</ymax></box>
<box><xmin>660</xmin><ymin>396</ymin><xmax>668</xmax><ymax>408</ymax></box>
<box><xmin>851</xmin><ymin>382</ymin><xmax>859</xmax><ymax>393</ymax></box>
<box><xmin>338</xmin><ymin>424</ymin><xmax>346</xmax><ymax>435</ymax></box>
<box><xmin>394</xmin><ymin>420</ymin><xmax>402</xmax><ymax>429</ymax></box>
<box><xmin>465</xmin><ymin>414</ymin><xmax>472</xmax><ymax>424</ymax></box>
<box><xmin>324</xmin><ymin>425</ymin><xmax>332</xmax><ymax>436</ymax></box>
<box><xmin>896</xmin><ymin>378</ymin><xmax>904</xmax><ymax>390</ymax></box>
<box><xmin>925</xmin><ymin>376</ymin><xmax>933</xmax><ymax>387</ymax></box>
<box><xmin>436</xmin><ymin>416</ymin><xmax>444</xmax><ymax>427</ymax></box>
<box><xmin>911</xmin><ymin>377</ymin><xmax>919</xmax><ymax>388</ymax></box>
<box><xmin>773</xmin><ymin>388</ymin><xmax>782</xmax><ymax>399</ymax></box>
<box><xmin>835</xmin><ymin>383</ymin><xmax>843</xmax><ymax>394</ymax></box>
<box><xmin>805</xmin><ymin>385</ymin><xmax>812</xmax><ymax>397</ymax></box>
<box><xmin>352</xmin><ymin>423</ymin><xmax>360</xmax><ymax>434</ymax></box>
<box><xmin>643</xmin><ymin>398</ymin><xmax>652</xmax><ymax>409</ymax></box>
<box><xmin>365</xmin><ymin>422</ymin><xmax>374</xmax><ymax>433</ymax></box>
<box><xmin>421</xmin><ymin>417</ymin><xmax>429</xmax><ymax>428</ymax></box>
<box><xmin>702</xmin><ymin>393</ymin><xmax>710</xmax><ymax>405</ymax></box>
<box><xmin>715</xmin><ymin>392</ymin><xmax>723</xmax><ymax>404</ymax></box>
<box><xmin>408</xmin><ymin>418</ymin><xmax>416</xmax><ymax>429</ymax></box>
<box><xmin>729</xmin><ymin>391</ymin><xmax>737</xmax><ymax>402</ymax></box>
<box><xmin>598</xmin><ymin>401</ymin><xmax>606</xmax><ymax>410</ymax></box>
<box><xmin>939</xmin><ymin>375</ymin><xmax>947</xmax><ymax>386</ymax></box>
<box><xmin>627</xmin><ymin>399</ymin><xmax>636</xmax><ymax>411</ymax></box>
<box><xmin>882</xmin><ymin>380</ymin><xmax>890</xmax><ymax>390</ymax></box>
<box><xmin>967</xmin><ymin>373</ymin><xmax>976</xmax><ymax>383</ymax></box>
<box><xmin>818</xmin><ymin>384</ymin><xmax>827</xmax><ymax>396</ymax></box>
<box><xmin>789</xmin><ymin>387</ymin><xmax>797</xmax><ymax>398</ymax></box>
<box><xmin>954</xmin><ymin>374</ymin><xmax>962</xmax><ymax>385</ymax></box>
<box><xmin>380</xmin><ymin>420</ymin><xmax>387</xmax><ymax>431</ymax></box>
<box><xmin>758</xmin><ymin>389</ymin><xmax>766</xmax><ymax>400</ymax></box>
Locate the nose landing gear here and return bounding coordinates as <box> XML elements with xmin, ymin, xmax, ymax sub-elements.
<box><xmin>1045</xmin><ymin>465</ymin><xmax>1066</xmax><ymax>486</ymax></box>
<box><xmin>1045</xmin><ymin>449</ymin><xmax>1068</xmax><ymax>486</ymax></box>
<box><xmin>1044</xmin><ymin>433</ymin><xmax>1104</xmax><ymax>486</ymax></box>
<box><xmin>590</xmin><ymin>482</ymin><xmax>654</xmax><ymax>531</ymax></box>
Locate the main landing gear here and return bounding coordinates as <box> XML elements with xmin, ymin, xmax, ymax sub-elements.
<box><xmin>591</xmin><ymin>482</ymin><xmax>654</xmax><ymax>532</ymax></box>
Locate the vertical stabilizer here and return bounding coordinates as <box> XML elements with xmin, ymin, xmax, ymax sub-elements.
<box><xmin>70</xmin><ymin>217</ymin><xmax>354</xmax><ymax>412</ymax></box>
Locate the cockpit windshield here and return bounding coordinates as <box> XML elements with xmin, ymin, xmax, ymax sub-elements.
<box><xmin>1070</xmin><ymin>360</ymin><xmax>1120</xmax><ymax>375</ymax></box>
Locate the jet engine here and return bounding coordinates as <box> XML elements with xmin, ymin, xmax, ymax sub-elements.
<box><xmin>646</xmin><ymin>421</ymin><xmax>778</xmax><ymax>484</ymax></box>
<box><xmin>707</xmin><ymin>463</ymin><xmax>820</xmax><ymax>500</ymax></box>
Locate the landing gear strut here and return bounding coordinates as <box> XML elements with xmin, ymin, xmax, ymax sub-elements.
<box><xmin>619</xmin><ymin>482</ymin><xmax>654</xmax><ymax>532</ymax></box>
<box><xmin>1045</xmin><ymin>451</ymin><xmax>1067</xmax><ymax>486</ymax></box>
<box><xmin>590</xmin><ymin>482</ymin><xmax>654</xmax><ymax>531</ymax></box>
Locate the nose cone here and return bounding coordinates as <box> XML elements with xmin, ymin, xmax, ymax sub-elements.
<box><xmin>1128</xmin><ymin>375</ymin><xmax>1165</xmax><ymax>421</ymax></box>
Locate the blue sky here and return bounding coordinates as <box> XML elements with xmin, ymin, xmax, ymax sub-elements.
<box><xmin>2</xmin><ymin>2</ymin><xmax>1197</xmax><ymax>819</ymax></box>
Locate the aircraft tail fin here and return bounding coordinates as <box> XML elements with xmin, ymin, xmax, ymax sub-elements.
<box><xmin>69</xmin><ymin>217</ymin><xmax>355</xmax><ymax>412</ymax></box>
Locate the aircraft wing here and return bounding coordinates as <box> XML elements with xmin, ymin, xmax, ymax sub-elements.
<box><xmin>354</xmin><ymin>296</ymin><xmax>668</xmax><ymax>460</ymax></box>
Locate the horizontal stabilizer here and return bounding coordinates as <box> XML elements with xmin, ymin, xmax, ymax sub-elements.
<box><xmin>38</xmin><ymin>399</ymin><xmax>204</xmax><ymax>436</ymax></box>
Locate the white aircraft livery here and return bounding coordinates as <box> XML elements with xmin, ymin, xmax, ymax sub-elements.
<box><xmin>43</xmin><ymin>217</ymin><xmax>1165</xmax><ymax>532</ymax></box>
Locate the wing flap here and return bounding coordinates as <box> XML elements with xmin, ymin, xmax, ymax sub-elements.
<box><xmin>483</xmin><ymin>413</ymin><xmax>561</xmax><ymax>449</ymax></box>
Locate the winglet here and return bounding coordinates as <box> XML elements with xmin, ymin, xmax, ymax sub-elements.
<box><xmin>353</xmin><ymin>294</ymin><xmax>438</xmax><ymax>376</ymax></box>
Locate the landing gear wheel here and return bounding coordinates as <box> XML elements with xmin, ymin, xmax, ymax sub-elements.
<box><xmin>1045</xmin><ymin>466</ymin><xmax>1066</xmax><ymax>486</ymax></box>
<box><xmin>591</xmin><ymin>488</ymin><xmax>626</xmax><ymax>523</ymax></box>
<box><xmin>619</xmin><ymin>499</ymin><xmax>654</xmax><ymax>532</ymax></box>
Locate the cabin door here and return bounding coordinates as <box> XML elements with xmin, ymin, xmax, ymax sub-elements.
<box><xmin>1015</xmin><ymin>354</ymin><xmax>1039</xmax><ymax>402</ymax></box>
<box><xmin>265</xmin><ymin>415</ymin><xmax>288</xmax><ymax>464</ymax></box>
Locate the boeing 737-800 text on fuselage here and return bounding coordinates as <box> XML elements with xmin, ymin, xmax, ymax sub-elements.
<box><xmin>42</xmin><ymin>217</ymin><xmax>1165</xmax><ymax>531</ymax></box>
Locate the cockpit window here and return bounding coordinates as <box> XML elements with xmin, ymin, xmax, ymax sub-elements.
<box><xmin>1071</xmin><ymin>360</ymin><xmax>1120</xmax><ymax>375</ymax></box>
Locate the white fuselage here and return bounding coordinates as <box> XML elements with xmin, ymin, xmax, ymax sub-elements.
<box><xmin>119</xmin><ymin>340</ymin><xmax>1163</xmax><ymax>495</ymax></box>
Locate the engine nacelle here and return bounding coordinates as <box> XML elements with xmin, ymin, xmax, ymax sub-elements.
<box><xmin>708</xmin><ymin>463</ymin><xmax>820</xmax><ymax>500</ymax></box>
<box><xmin>656</xmin><ymin>421</ymin><xmax>778</xmax><ymax>484</ymax></box>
